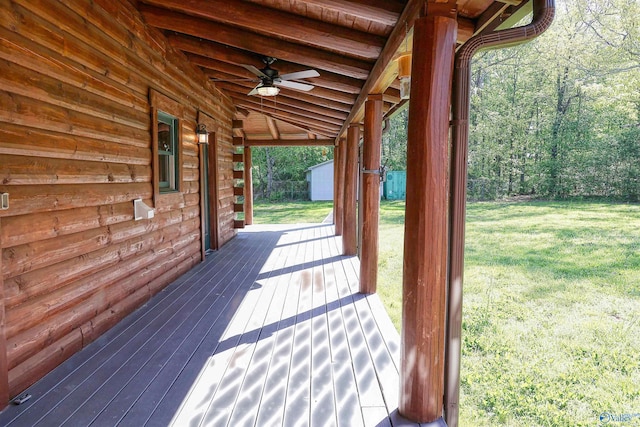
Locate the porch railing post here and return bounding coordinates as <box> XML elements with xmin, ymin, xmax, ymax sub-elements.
<box><xmin>334</xmin><ymin>139</ymin><xmax>346</xmax><ymax>236</ymax></box>
<box><xmin>244</xmin><ymin>146</ymin><xmax>253</xmax><ymax>225</ymax></box>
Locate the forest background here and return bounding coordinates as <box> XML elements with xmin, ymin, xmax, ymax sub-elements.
<box><xmin>249</xmin><ymin>0</ymin><xmax>639</xmax><ymax>203</ymax></box>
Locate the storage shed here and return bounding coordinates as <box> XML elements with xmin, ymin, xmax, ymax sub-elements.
<box><xmin>384</xmin><ymin>171</ymin><xmax>407</xmax><ymax>200</ymax></box>
<box><xmin>306</xmin><ymin>159</ymin><xmax>334</xmax><ymax>201</ymax></box>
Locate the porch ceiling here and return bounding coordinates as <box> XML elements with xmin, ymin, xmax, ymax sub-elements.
<box><xmin>137</xmin><ymin>0</ymin><xmax>527</xmax><ymax>142</ymax></box>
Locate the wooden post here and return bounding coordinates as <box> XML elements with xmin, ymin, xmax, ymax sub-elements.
<box><xmin>333</xmin><ymin>144</ymin><xmax>338</xmax><ymax>228</ymax></box>
<box><xmin>334</xmin><ymin>139</ymin><xmax>346</xmax><ymax>236</ymax></box>
<box><xmin>244</xmin><ymin>146</ymin><xmax>254</xmax><ymax>225</ymax></box>
<box><xmin>198</xmin><ymin>139</ymin><xmax>208</xmax><ymax>261</ymax></box>
<box><xmin>360</xmin><ymin>95</ymin><xmax>383</xmax><ymax>294</ymax></box>
<box><xmin>342</xmin><ymin>124</ymin><xmax>360</xmax><ymax>256</ymax></box>
<box><xmin>399</xmin><ymin>2</ymin><xmax>457</xmax><ymax>423</ymax></box>
<box><xmin>0</xmin><ymin>218</ymin><xmax>8</xmax><ymax>408</ymax></box>
<box><xmin>209</xmin><ymin>132</ymin><xmax>221</xmax><ymax>250</ymax></box>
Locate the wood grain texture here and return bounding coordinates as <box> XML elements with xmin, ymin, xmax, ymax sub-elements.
<box><xmin>139</xmin><ymin>4</ymin><xmax>373</xmax><ymax>80</ymax></box>
<box><xmin>399</xmin><ymin>10</ymin><xmax>458</xmax><ymax>423</ymax></box>
<box><xmin>140</xmin><ymin>0</ymin><xmax>385</xmax><ymax>60</ymax></box>
<box><xmin>342</xmin><ymin>125</ymin><xmax>360</xmax><ymax>256</ymax></box>
<box><xmin>335</xmin><ymin>138</ymin><xmax>347</xmax><ymax>236</ymax></box>
<box><xmin>0</xmin><ymin>218</ymin><xmax>7</xmax><ymax>409</ymax></box>
<box><xmin>0</xmin><ymin>0</ymin><xmax>235</xmax><ymax>399</ymax></box>
<box><xmin>359</xmin><ymin>94</ymin><xmax>383</xmax><ymax>294</ymax></box>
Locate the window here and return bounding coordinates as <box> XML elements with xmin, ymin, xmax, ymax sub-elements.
<box><xmin>157</xmin><ymin>111</ymin><xmax>179</xmax><ymax>192</ymax></box>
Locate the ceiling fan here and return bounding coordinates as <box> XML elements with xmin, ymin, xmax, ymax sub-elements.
<box><xmin>214</xmin><ymin>57</ymin><xmax>320</xmax><ymax>97</ymax></box>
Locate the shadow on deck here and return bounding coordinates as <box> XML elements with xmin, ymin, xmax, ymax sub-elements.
<box><xmin>0</xmin><ymin>223</ymin><xmax>425</xmax><ymax>426</ymax></box>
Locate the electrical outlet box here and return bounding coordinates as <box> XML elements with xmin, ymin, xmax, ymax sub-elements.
<box><xmin>0</xmin><ymin>193</ymin><xmax>8</xmax><ymax>210</ymax></box>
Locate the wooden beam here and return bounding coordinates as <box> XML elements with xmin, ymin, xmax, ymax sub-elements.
<box><xmin>236</xmin><ymin>106</ymin><xmax>336</xmax><ymax>138</ymax></box>
<box><xmin>244</xmin><ymin>147</ymin><xmax>254</xmax><ymax>225</ymax></box>
<box><xmin>360</xmin><ymin>94</ymin><xmax>383</xmax><ymax>294</ymax></box>
<box><xmin>474</xmin><ymin>2</ymin><xmax>510</xmax><ymax>35</ymax></box>
<box><xmin>140</xmin><ymin>0</ymin><xmax>385</xmax><ymax>60</ymax></box>
<box><xmin>0</xmin><ymin>218</ymin><xmax>8</xmax><ymax>408</ymax></box>
<box><xmin>265</xmin><ymin>117</ymin><xmax>280</xmax><ymax>140</ymax></box>
<box><xmin>198</xmin><ymin>139</ymin><xmax>207</xmax><ymax>261</ymax></box>
<box><xmin>297</xmin><ymin>0</ymin><xmax>405</xmax><ymax>26</ymax></box>
<box><xmin>230</xmin><ymin>97</ymin><xmax>342</xmax><ymax>132</ymax></box>
<box><xmin>399</xmin><ymin>4</ymin><xmax>457</xmax><ymax>423</ymax></box>
<box><xmin>337</xmin><ymin>0</ymin><xmax>424</xmax><ymax>139</ymax></box>
<box><xmin>342</xmin><ymin>124</ymin><xmax>360</xmax><ymax>256</ymax></box>
<box><xmin>218</xmin><ymin>83</ymin><xmax>349</xmax><ymax>123</ymax></box>
<box><xmin>209</xmin><ymin>70</ymin><xmax>356</xmax><ymax>107</ymax></box>
<box><xmin>243</xmin><ymin>139</ymin><xmax>335</xmax><ymax>147</ymax></box>
<box><xmin>139</xmin><ymin>5</ymin><xmax>373</xmax><ymax>79</ymax></box>
<box><xmin>170</xmin><ymin>35</ymin><xmax>365</xmax><ymax>94</ymax></box>
<box><xmin>335</xmin><ymin>138</ymin><xmax>347</xmax><ymax>236</ymax></box>
<box><xmin>207</xmin><ymin>131</ymin><xmax>221</xmax><ymax>251</ymax></box>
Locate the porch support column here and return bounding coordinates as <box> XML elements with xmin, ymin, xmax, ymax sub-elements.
<box><xmin>0</xmin><ymin>218</ymin><xmax>8</xmax><ymax>409</ymax></box>
<box><xmin>360</xmin><ymin>94</ymin><xmax>383</xmax><ymax>294</ymax></box>
<box><xmin>244</xmin><ymin>146</ymin><xmax>254</xmax><ymax>225</ymax></box>
<box><xmin>343</xmin><ymin>124</ymin><xmax>360</xmax><ymax>256</ymax></box>
<box><xmin>334</xmin><ymin>138</ymin><xmax>346</xmax><ymax>236</ymax></box>
<box><xmin>399</xmin><ymin>1</ymin><xmax>457</xmax><ymax>423</ymax></box>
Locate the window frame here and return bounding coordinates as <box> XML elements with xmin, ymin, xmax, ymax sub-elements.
<box><xmin>150</xmin><ymin>89</ymin><xmax>184</xmax><ymax>207</ymax></box>
<box><xmin>157</xmin><ymin>110</ymin><xmax>179</xmax><ymax>192</ymax></box>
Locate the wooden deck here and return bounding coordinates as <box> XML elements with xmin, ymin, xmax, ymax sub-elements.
<box><xmin>0</xmin><ymin>223</ymin><xmax>425</xmax><ymax>427</ymax></box>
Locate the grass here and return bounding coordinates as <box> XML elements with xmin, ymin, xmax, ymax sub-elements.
<box><xmin>254</xmin><ymin>199</ymin><xmax>640</xmax><ymax>426</ymax></box>
<box><xmin>378</xmin><ymin>200</ymin><xmax>640</xmax><ymax>427</ymax></box>
<box><xmin>252</xmin><ymin>200</ymin><xmax>333</xmax><ymax>224</ymax></box>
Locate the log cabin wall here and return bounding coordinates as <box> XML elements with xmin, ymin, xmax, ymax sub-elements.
<box><xmin>0</xmin><ymin>0</ymin><xmax>236</xmax><ymax>400</ymax></box>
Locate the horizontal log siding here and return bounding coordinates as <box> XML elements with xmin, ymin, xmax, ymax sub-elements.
<box><xmin>0</xmin><ymin>0</ymin><xmax>236</xmax><ymax>399</ymax></box>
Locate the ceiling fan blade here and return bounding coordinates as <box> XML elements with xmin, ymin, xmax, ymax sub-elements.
<box><xmin>275</xmin><ymin>80</ymin><xmax>315</xmax><ymax>91</ymax></box>
<box><xmin>248</xmin><ymin>84</ymin><xmax>261</xmax><ymax>96</ymax></box>
<box><xmin>242</xmin><ymin>64</ymin><xmax>269</xmax><ymax>79</ymax></box>
<box><xmin>280</xmin><ymin>70</ymin><xmax>320</xmax><ymax>81</ymax></box>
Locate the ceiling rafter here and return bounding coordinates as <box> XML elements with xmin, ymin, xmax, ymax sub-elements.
<box><xmin>243</xmin><ymin>139</ymin><xmax>335</xmax><ymax>147</ymax></box>
<box><xmin>203</xmin><ymin>67</ymin><xmax>353</xmax><ymax>113</ymax></box>
<box><xmin>136</xmin><ymin>0</ymin><xmax>531</xmax><ymax>142</ymax></box>
<box><xmin>169</xmin><ymin>37</ymin><xmax>364</xmax><ymax>94</ymax></box>
<box><xmin>265</xmin><ymin>117</ymin><xmax>280</xmax><ymax>140</ymax></box>
<box><xmin>237</xmin><ymin>104</ymin><xmax>339</xmax><ymax>137</ymax></box>
<box><xmin>294</xmin><ymin>0</ymin><xmax>405</xmax><ymax>26</ymax></box>
<box><xmin>221</xmin><ymin>84</ymin><xmax>349</xmax><ymax>122</ymax></box>
<box><xmin>140</xmin><ymin>0</ymin><xmax>386</xmax><ymax>60</ymax></box>
<box><xmin>209</xmin><ymin>70</ymin><xmax>357</xmax><ymax>107</ymax></box>
<box><xmin>229</xmin><ymin>94</ymin><xmax>345</xmax><ymax>128</ymax></box>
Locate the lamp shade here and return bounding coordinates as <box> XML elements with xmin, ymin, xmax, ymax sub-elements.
<box><xmin>257</xmin><ymin>85</ymin><xmax>280</xmax><ymax>97</ymax></box>
<box><xmin>196</xmin><ymin>123</ymin><xmax>208</xmax><ymax>144</ymax></box>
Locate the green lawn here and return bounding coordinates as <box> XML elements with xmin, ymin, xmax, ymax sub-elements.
<box><xmin>254</xmin><ymin>199</ymin><xmax>640</xmax><ymax>426</ymax></box>
<box><xmin>378</xmin><ymin>200</ymin><xmax>640</xmax><ymax>427</ymax></box>
<box><xmin>252</xmin><ymin>200</ymin><xmax>333</xmax><ymax>224</ymax></box>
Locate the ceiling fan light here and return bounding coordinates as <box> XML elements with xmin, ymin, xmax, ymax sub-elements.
<box><xmin>257</xmin><ymin>85</ymin><xmax>280</xmax><ymax>97</ymax></box>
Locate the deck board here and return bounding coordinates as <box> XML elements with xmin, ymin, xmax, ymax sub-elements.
<box><xmin>0</xmin><ymin>224</ymin><xmax>423</xmax><ymax>427</ymax></box>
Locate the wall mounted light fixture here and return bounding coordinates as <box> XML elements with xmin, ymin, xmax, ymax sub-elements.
<box><xmin>196</xmin><ymin>123</ymin><xmax>209</xmax><ymax>144</ymax></box>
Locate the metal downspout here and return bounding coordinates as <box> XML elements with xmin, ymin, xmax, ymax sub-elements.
<box><xmin>445</xmin><ymin>0</ymin><xmax>556</xmax><ymax>425</ymax></box>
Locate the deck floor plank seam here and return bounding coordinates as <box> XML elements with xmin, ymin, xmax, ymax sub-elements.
<box><xmin>225</xmin><ymin>228</ymin><xmax>301</xmax><ymax>427</ymax></box>
<box><xmin>147</xmin><ymin>230</ymin><xmax>281</xmax><ymax>426</ymax></box>
<box><xmin>196</xmin><ymin>226</ymin><xmax>299</xmax><ymax>426</ymax></box>
<box><xmin>5</xmin><ymin>237</ymin><xmax>248</xmax><ymax>427</ymax></box>
<box><xmin>0</xmin><ymin>224</ymin><xmax>417</xmax><ymax>427</ymax></box>
<box><xmin>91</xmin><ymin>231</ymin><xmax>281</xmax><ymax>426</ymax></box>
